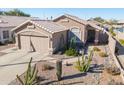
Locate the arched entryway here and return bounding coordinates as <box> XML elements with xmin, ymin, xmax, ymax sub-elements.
<box><xmin>68</xmin><ymin>27</ymin><xmax>82</xmax><ymax>43</ymax></box>
<box><xmin>86</xmin><ymin>25</ymin><xmax>96</xmax><ymax>44</ymax></box>
<box><xmin>87</xmin><ymin>30</ymin><xmax>95</xmax><ymax>43</ymax></box>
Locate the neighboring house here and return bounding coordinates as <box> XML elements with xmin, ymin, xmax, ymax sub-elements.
<box><xmin>117</xmin><ymin>20</ymin><xmax>124</xmax><ymax>26</ymax></box>
<box><xmin>88</xmin><ymin>19</ymin><xmax>113</xmax><ymax>31</ymax></box>
<box><xmin>113</xmin><ymin>25</ymin><xmax>124</xmax><ymax>39</ymax></box>
<box><xmin>12</xmin><ymin>14</ymin><xmax>108</xmax><ymax>55</ymax></box>
<box><xmin>113</xmin><ymin>25</ymin><xmax>124</xmax><ymax>32</ymax></box>
<box><xmin>0</xmin><ymin>15</ymin><xmax>38</xmax><ymax>44</ymax></box>
<box><xmin>114</xmin><ymin>20</ymin><xmax>124</xmax><ymax>33</ymax></box>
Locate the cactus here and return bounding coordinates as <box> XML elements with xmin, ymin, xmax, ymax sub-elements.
<box><xmin>75</xmin><ymin>50</ymin><xmax>93</xmax><ymax>72</ymax></box>
<box><xmin>56</xmin><ymin>60</ymin><xmax>62</xmax><ymax>81</ymax></box>
<box><xmin>16</xmin><ymin>57</ymin><xmax>38</xmax><ymax>85</ymax></box>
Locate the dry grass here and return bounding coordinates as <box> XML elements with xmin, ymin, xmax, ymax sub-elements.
<box><xmin>99</xmin><ymin>52</ymin><xmax>108</xmax><ymax>57</ymax></box>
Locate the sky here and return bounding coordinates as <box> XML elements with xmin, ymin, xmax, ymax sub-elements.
<box><xmin>1</xmin><ymin>8</ymin><xmax>124</xmax><ymax>20</ymax></box>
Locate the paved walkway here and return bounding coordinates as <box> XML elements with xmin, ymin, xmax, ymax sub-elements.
<box><xmin>0</xmin><ymin>47</ymin><xmax>48</xmax><ymax>85</ymax></box>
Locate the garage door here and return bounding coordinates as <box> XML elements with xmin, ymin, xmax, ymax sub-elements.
<box><xmin>20</xmin><ymin>36</ymin><xmax>31</xmax><ymax>51</ymax></box>
<box><xmin>69</xmin><ymin>28</ymin><xmax>81</xmax><ymax>43</ymax></box>
<box><xmin>19</xmin><ymin>35</ymin><xmax>49</xmax><ymax>54</ymax></box>
<box><xmin>31</xmin><ymin>36</ymin><xmax>49</xmax><ymax>54</ymax></box>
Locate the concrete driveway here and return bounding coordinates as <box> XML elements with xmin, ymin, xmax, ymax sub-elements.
<box><xmin>0</xmin><ymin>47</ymin><xmax>48</xmax><ymax>85</ymax></box>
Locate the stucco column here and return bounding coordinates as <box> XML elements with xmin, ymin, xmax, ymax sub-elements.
<box><xmin>48</xmin><ymin>35</ymin><xmax>53</xmax><ymax>55</ymax></box>
<box><xmin>0</xmin><ymin>30</ymin><xmax>4</xmax><ymax>43</ymax></box>
<box><xmin>83</xmin><ymin>26</ymin><xmax>87</xmax><ymax>44</ymax></box>
<box><xmin>94</xmin><ymin>29</ymin><xmax>99</xmax><ymax>45</ymax></box>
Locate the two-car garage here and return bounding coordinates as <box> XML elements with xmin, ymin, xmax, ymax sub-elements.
<box><xmin>13</xmin><ymin>20</ymin><xmax>68</xmax><ymax>55</ymax></box>
<box><xmin>18</xmin><ymin>34</ymin><xmax>49</xmax><ymax>54</ymax></box>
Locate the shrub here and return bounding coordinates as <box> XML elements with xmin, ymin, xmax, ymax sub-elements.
<box><xmin>99</xmin><ymin>52</ymin><xmax>108</xmax><ymax>57</ymax></box>
<box><xmin>16</xmin><ymin>57</ymin><xmax>38</xmax><ymax>85</ymax></box>
<box><xmin>56</xmin><ymin>60</ymin><xmax>62</xmax><ymax>81</ymax></box>
<box><xmin>93</xmin><ymin>47</ymin><xmax>101</xmax><ymax>52</ymax></box>
<box><xmin>105</xmin><ymin>66</ymin><xmax>121</xmax><ymax>75</ymax></box>
<box><xmin>75</xmin><ymin>50</ymin><xmax>93</xmax><ymax>72</ymax></box>
<box><xmin>65</xmin><ymin>36</ymin><xmax>78</xmax><ymax>56</ymax></box>
<box><xmin>119</xmin><ymin>39</ymin><xmax>124</xmax><ymax>46</ymax></box>
<box><xmin>111</xmin><ymin>32</ymin><xmax>116</xmax><ymax>36</ymax></box>
<box><xmin>41</xmin><ymin>64</ymin><xmax>54</xmax><ymax>71</ymax></box>
<box><xmin>65</xmin><ymin>48</ymin><xmax>78</xmax><ymax>56</ymax></box>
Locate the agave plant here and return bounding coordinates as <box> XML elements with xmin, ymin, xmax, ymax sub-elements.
<box><xmin>16</xmin><ymin>57</ymin><xmax>38</xmax><ymax>85</ymax></box>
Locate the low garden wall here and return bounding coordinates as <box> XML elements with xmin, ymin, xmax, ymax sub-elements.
<box><xmin>107</xmin><ymin>31</ymin><xmax>124</xmax><ymax>82</ymax></box>
<box><xmin>108</xmin><ymin>34</ymin><xmax>116</xmax><ymax>54</ymax></box>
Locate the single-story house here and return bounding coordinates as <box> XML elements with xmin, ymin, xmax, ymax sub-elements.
<box><xmin>113</xmin><ymin>20</ymin><xmax>124</xmax><ymax>33</ymax></box>
<box><xmin>0</xmin><ymin>15</ymin><xmax>38</xmax><ymax>44</ymax></box>
<box><xmin>12</xmin><ymin>14</ymin><xmax>108</xmax><ymax>54</ymax></box>
<box><xmin>117</xmin><ymin>20</ymin><xmax>124</xmax><ymax>26</ymax></box>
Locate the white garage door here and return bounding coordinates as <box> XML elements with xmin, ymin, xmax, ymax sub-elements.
<box><xmin>20</xmin><ymin>35</ymin><xmax>49</xmax><ymax>54</ymax></box>
<box><xmin>69</xmin><ymin>28</ymin><xmax>81</xmax><ymax>43</ymax></box>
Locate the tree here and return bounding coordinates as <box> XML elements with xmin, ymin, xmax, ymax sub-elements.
<box><xmin>108</xmin><ymin>19</ymin><xmax>118</xmax><ymax>25</ymax></box>
<box><xmin>1</xmin><ymin>9</ymin><xmax>30</xmax><ymax>17</ymax></box>
<box><xmin>92</xmin><ymin>17</ymin><xmax>105</xmax><ymax>23</ymax></box>
<box><xmin>0</xmin><ymin>11</ymin><xmax>3</xmax><ymax>15</ymax></box>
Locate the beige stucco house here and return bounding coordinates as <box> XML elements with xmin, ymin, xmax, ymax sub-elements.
<box><xmin>12</xmin><ymin>14</ymin><xmax>106</xmax><ymax>55</ymax></box>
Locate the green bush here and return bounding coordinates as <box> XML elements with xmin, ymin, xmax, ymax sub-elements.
<box><xmin>119</xmin><ymin>39</ymin><xmax>124</xmax><ymax>46</ymax></box>
<box><xmin>111</xmin><ymin>32</ymin><xmax>116</xmax><ymax>36</ymax></box>
<box><xmin>93</xmin><ymin>47</ymin><xmax>101</xmax><ymax>52</ymax></box>
<box><xmin>65</xmin><ymin>48</ymin><xmax>78</xmax><ymax>56</ymax></box>
<box><xmin>99</xmin><ymin>52</ymin><xmax>108</xmax><ymax>57</ymax></box>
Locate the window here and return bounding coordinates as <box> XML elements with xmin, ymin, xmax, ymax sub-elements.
<box><xmin>3</xmin><ymin>30</ymin><xmax>9</xmax><ymax>39</ymax></box>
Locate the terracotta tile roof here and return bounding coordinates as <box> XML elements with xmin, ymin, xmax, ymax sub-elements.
<box><xmin>87</xmin><ymin>21</ymin><xmax>102</xmax><ymax>30</ymax></box>
<box><xmin>31</xmin><ymin>20</ymin><xmax>68</xmax><ymax>33</ymax></box>
<box><xmin>87</xmin><ymin>19</ymin><xmax>102</xmax><ymax>25</ymax></box>
<box><xmin>64</xmin><ymin>14</ymin><xmax>88</xmax><ymax>25</ymax></box>
<box><xmin>12</xmin><ymin>19</ymin><xmax>68</xmax><ymax>34</ymax></box>
<box><xmin>54</xmin><ymin>14</ymin><xmax>102</xmax><ymax>30</ymax></box>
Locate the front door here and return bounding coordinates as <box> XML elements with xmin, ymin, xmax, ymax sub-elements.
<box><xmin>87</xmin><ymin>30</ymin><xmax>95</xmax><ymax>43</ymax></box>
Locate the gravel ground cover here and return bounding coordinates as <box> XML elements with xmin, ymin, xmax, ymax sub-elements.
<box><xmin>10</xmin><ymin>45</ymin><xmax>123</xmax><ymax>85</ymax></box>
